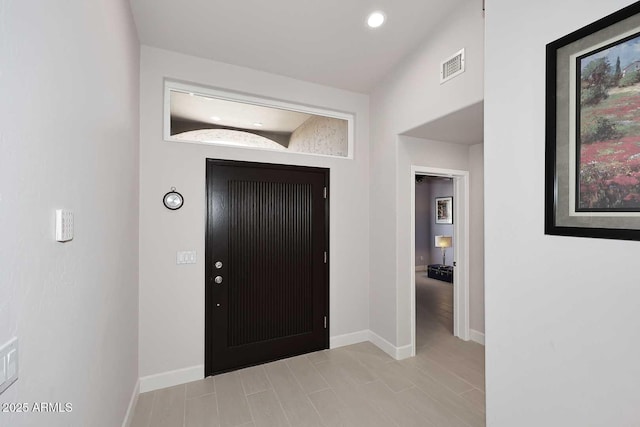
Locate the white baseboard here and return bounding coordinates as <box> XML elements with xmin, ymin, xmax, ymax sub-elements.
<box><xmin>469</xmin><ymin>329</ymin><xmax>485</xmax><ymax>346</ymax></box>
<box><xmin>368</xmin><ymin>331</ymin><xmax>412</xmax><ymax>360</ymax></box>
<box><xmin>139</xmin><ymin>365</ymin><xmax>204</xmax><ymax>393</ymax></box>
<box><xmin>395</xmin><ymin>344</ymin><xmax>413</xmax><ymax>360</ymax></box>
<box><xmin>332</xmin><ymin>330</ymin><xmax>412</xmax><ymax>361</ymax></box>
<box><xmin>139</xmin><ymin>331</ymin><xmax>414</xmax><ymax>395</ymax></box>
<box><xmin>330</xmin><ymin>330</ymin><xmax>369</xmax><ymax>349</ymax></box>
<box><xmin>121</xmin><ymin>379</ymin><xmax>139</xmax><ymax>427</ymax></box>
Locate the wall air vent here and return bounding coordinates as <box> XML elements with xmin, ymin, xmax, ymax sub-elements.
<box><xmin>440</xmin><ymin>49</ymin><xmax>465</xmax><ymax>84</ymax></box>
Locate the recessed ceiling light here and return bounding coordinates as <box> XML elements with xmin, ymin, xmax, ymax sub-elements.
<box><xmin>188</xmin><ymin>92</ymin><xmax>195</xmax><ymax>96</ymax></box>
<box><xmin>253</xmin><ymin>122</ymin><xmax>263</xmax><ymax>127</ymax></box>
<box><xmin>367</xmin><ymin>11</ymin><xmax>385</xmax><ymax>28</ymax></box>
<box><xmin>211</xmin><ymin>116</ymin><xmax>221</xmax><ymax>121</ymax></box>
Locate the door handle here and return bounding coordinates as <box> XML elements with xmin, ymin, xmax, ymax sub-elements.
<box><xmin>214</xmin><ymin>276</ymin><xmax>223</xmax><ymax>284</ymax></box>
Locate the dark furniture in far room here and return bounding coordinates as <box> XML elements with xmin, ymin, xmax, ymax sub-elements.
<box><xmin>427</xmin><ymin>264</ymin><xmax>453</xmax><ymax>283</ymax></box>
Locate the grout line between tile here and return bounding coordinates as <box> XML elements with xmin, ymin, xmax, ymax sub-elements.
<box><xmin>182</xmin><ymin>383</ymin><xmax>187</xmax><ymax>427</ymax></box>
<box><xmin>213</xmin><ymin>377</ymin><xmax>221</xmax><ymax>427</ymax></box>
<box><xmin>414</xmin><ymin>354</ymin><xmax>478</xmax><ymax>394</ymax></box>
<box><xmin>243</xmin><ymin>373</ymin><xmax>257</xmax><ymax>426</ymax></box>
<box><xmin>185</xmin><ymin>391</ymin><xmax>216</xmax><ymax>401</ymax></box>
<box><xmin>264</xmin><ymin>368</ymin><xmax>293</xmax><ymax>427</ymax></box>
<box><xmin>145</xmin><ymin>391</ymin><xmax>157</xmax><ymax>427</ymax></box>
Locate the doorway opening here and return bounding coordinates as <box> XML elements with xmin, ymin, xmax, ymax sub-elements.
<box><xmin>415</xmin><ymin>175</ymin><xmax>455</xmax><ymax>340</ymax></box>
<box><xmin>410</xmin><ymin>166</ymin><xmax>469</xmax><ymax>357</ymax></box>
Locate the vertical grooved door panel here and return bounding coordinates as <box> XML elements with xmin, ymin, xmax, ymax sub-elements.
<box><xmin>228</xmin><ymin>181</ymin><xmax>313</xmax><ymax>346</ymax></box>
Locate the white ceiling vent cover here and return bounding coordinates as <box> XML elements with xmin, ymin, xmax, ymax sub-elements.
<box><xmin>440</xmin><ymin>49</ymin><xmax>465</xmax><ymax>84</ymax></box>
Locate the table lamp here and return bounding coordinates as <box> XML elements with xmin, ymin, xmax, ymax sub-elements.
<box><xmin>434</xmin><ymin>235</ymin><xmax>452</xmax><ymax>266</ymax></box>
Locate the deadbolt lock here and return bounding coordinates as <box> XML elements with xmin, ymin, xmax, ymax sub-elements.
<box><xmin>215</xmin><ymin>261</ymin><xmax>223</xmax><ymax>269</ymax></box>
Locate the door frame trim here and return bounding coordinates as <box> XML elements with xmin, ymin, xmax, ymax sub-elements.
<box><xmin>410</xmin><ymin>165</ymin><xmax>470</xmax><ymax>357</ymax></box>
<box><xmin>204</xmin><ymin>158</ymin><xmax>330</xmax><ymax>376</ymax></box>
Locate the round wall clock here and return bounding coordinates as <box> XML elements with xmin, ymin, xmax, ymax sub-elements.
<box><xmin>163</xmin><ymin>187</ymin><xmax>184</xmax><ymax>210</ymax></box>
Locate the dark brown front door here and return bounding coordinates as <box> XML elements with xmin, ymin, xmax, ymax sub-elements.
<box><xmin>205</xmin><ymin>159</ymin><xmax>329</xmax><ymax>375</ymax></box>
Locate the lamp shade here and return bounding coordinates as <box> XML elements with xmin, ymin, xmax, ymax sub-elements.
<box><xmin>434</xmin><ymin>235</ymin><xmax>452</xmax><ymax>248</ymax></box>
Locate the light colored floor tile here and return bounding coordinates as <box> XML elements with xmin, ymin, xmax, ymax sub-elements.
<box><xmin>338</xmin><ymin>355</ymin><xmax>379</xmax><ymax>385</ymax></box>
<box><xmin>410</xmin><ymin>368</ymin><xmax>485</xmax><ymax>427</ymax></box>
<box><xmin>314</xmin><ymin>363</ymin><xmax>395</xmax><ymax>427</ymax></box>
<box><xmin>285</xmin><ymin>355</ymin><xmax>329</xmax><ymax>394</ymax></box>
<box><xmin>187</xmin><ymin>377</ymin><xmax>216</xmax><ymax>400</ymax></box>
<box><xmin>314</xmin><ymin>359</ymin><xmax>357</xmax><ymax>389</ymax></box>
<box><xmin>373</xmin><ymin>360</ymin><xmax>415</xmax><ymax>393</ymax></box>
<box><xmin>461</xmin><ymin>389</ymin><xmax>486</xmax><ymax>414</ymax></box>
<box><xmin>420</xmin><ymin>348</ymin><xmax>485</xmax><ymax>390</ymax></box>
<box><xmin>308</xmin><ymin>389</ymin><xmax>353</xmax><ymax>427</ymax></box>
<box><xmin>357</xmin><ymin>381</ymin><xmax>431</xmax><ymax>427</ymax></box>
<box><xmin>314</xmin><ymin>351</ymin><xmax>377</xmax><ymax>386</ymax></box>
<box><xmin>237</xmin><ymin>365</ymin><xmax>271</xmax><ymax>396</ymax></box>
<box><xmin>400</xmin><ymin>354</ymin><xmax>475</xmax><ymax>394</ymax></box>
<box><xmin>130</xmin><ymin>391</ymin><xmax>154</xmax><ymax>427</ymax></box>
<box><xmin>264</xmin><ymin>360</ymin><xmax>323</xmax><ymax>427</ymax></box>
<box><xmin>305</xmin><ymin>350</ymin><xmax>330</xmax><ymax>365</ymax></box>
<box><xmin>343</xmin><ymin>341</ymin><xmax>394</xmax><ymax>371</ymax></box>
<box><xmin>214</xmin><ymin>372</ymin><xmax>253</xmax><ymax>427</ymax></box>
<box><xmin>148</xmin><ymin>385</ymin><xmax>186</xmax><ymax>427</ymax></box>
<box><xmin>331</xmin><ymin>385</ymin><xmax>396</xmax><ymax>427</ymax></box>
<box><xmin>128</xmin><ymin>275</ymin><xmax>485</xmax><ymax>427</ymax></box>
<box><xmin>246</xmin><ymin>389</ymin><xmax>290</xmax><ymax>427</ymax></box>
<box><xmin>185</xmin><ymin>393</ymin><xmax>219</xmax><ymax>427</ymax></box>
<box><xmin>397</xmin><ymin>386</ymin><xmax>469</xmax><ymax>427</ymax></box>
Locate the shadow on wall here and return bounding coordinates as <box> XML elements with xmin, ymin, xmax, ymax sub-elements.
<box><xmin>415</xmin><ymin>175</ymin><xmax>454</xmax><ymax>269</ymax></box>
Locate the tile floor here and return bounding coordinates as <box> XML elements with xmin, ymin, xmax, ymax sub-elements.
<box><xmin>130</xmin><ymin>274</ymin><xmax>485</xmax><ymax>426</ymax></box>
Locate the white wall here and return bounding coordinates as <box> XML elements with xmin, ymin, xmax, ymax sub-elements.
<box><xmin>468</xmin><ymin>144</ymin><xmax>484</xmax><ymax>334</ymax></box>
<box><xmin>370</xmin><ymin>1</ymin><xmax>485</xmax><ymax>346</ymax></box>
<box><xmin>0</xmin><ymin>1</ymin><xmax>140</xmax><ymax>426</ymax></box>
<box><xmin>485</xmin><ymin>0</ymin><xmax>640</xmax><ymax>425</ymax></box>
<box><xmin>139</xmin><ymin>47</ymin><xmax>370</xmax><ymax>380</ymax></box>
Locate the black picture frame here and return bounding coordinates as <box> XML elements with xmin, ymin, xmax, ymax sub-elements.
<box><xmin>546</xmin><ymin>1</ymin><xmax>640</xmax><ymax>241</ymax></box>
<box><xmin>435</xmin><ymin>196</ymin><xmax>453</xmax><ymax>224</ymax></box>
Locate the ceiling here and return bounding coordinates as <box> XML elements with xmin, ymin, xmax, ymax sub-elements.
<box><xmin>129</xmin><ymin>0</ymin><xmax>465</xmax><ymax>93</ymax></box>
<box><xmin>170</xmin><ymin>91</ymin><xmax>312</xmax><ymax>133</ymax></box>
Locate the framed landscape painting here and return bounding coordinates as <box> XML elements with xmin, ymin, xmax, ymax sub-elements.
<box><xmin>546</xmin><ymin>1</ymin><xmax>640</xmax><ymax>240</ymax></box>
<box><xmin>435</xmin><ymin>197</ymin><xmax>453</xmax><ymax>224</ymax></box>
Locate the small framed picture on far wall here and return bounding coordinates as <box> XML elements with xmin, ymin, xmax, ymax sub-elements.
<box><xmin>436</xmin><ymin>197</ymin><xmax>453</xmax><ymax>224</ymax></box>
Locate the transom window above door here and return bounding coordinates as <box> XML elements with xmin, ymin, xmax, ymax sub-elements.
<box><xmin>164</xmin><ymin>80</ymin><xmax>354</xmax><ymax>159</ymax></box>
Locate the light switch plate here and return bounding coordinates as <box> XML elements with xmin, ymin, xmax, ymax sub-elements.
<box><xmin>0</xmin><ymin>356</ymin><xmax>5</xmax><ymax>384</ymax></box>
<box><xmin>0</xmin><ymin>337</ymin><xmax>18</xmax><ymax>395</ymax></box>
<box><xmin>55</xmin><ymin>209</ymin><xmax>74</xmax><ymax>242</ymax></box>
<box><xmin>6</xmin><ymin>350</ymin><xmax>16</xmax><ymax>378</ymax></box>
<box><xmin>176</xmin><ymin>251</ymin><xmax>197</xmax><ymax>265</ymax></box>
